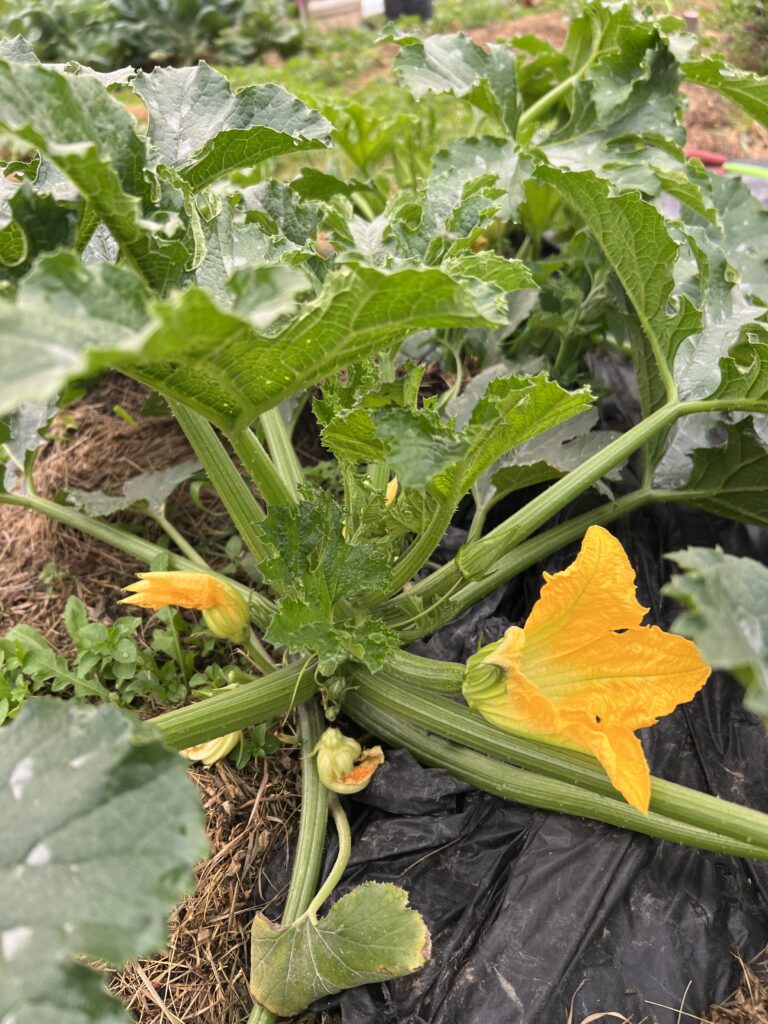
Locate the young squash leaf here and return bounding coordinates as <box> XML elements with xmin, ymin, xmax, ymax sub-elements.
<box><xmin>0</xmin><ymin>698</ymin><xmax>207</xmax><ymax>1024</ymax></box>
<box><xmin>257</xmin><ymin>489</ymin><xmax>398</xmax><ymax>673</ymax></box>
<box><xmin>389</xmin><ymin>32</ymin><xmax>518</xmax><ymax>133</ymax></box>
<box><xmin>250</xmin><ymin>881</ymin><xmax>430</xmax><ymax>1017</ymax></box>
<box><xmin>452</xmin><ymin>373</ymin><xmax>593</xmax><ymax>493</ymax></box>
<box><xmin>665</xmin><ymin>547</ymin><xmax>768</xmax><ymax>715</ymax></box>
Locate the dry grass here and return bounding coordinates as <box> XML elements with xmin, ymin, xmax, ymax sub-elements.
<box><xmin>707</xmin><ymin>949</ymin><xmax>768</xmax><ymax>1023</ymax></box>
<box><xmin>108</xmin><ymin>755</ymin><xmax>303</xmax><ymax>1024</ymax></box>
<box><xmin>0</xmin><ymin>374</ymin><xmax>226</xmax><ymax>649</ymax></box>
<box><xmin>566</xmin><ymin>949</ymin><xmax>768</xmax><ymax>1024</ymax></box>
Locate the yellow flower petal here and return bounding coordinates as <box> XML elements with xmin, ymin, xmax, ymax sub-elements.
<box><xmin>465</xmin><ymin>525</ymin><xmax>711</xmax><ymax>813</ymax></box>
<box><xmin>181</xmin><ymin>730</ymin><xmax>242</xmax><ymax>765</ymax></box>
<box><xmin>385</xmin><ymin>476</ymin><xmax>399</xmax><ymax>506</ymax></box>
<box><xmin>120</xmin><ymin>571</ymin><xmax>223</xmax><ymax>610</ymax></box>
<box><xmin>121</xmin><ymin>571</ymin><xmax>249</xmax><ymax>641</ymax></box>
<box><xmin>524</xmin><ymin>525</ymin><xmax>648</xmax><ymax>660</ymax></box>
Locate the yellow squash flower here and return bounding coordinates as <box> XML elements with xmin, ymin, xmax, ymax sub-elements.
<box><xmin>313</xmin><ymin>728</ymin><xmax>385</xmax><ymax>794</ymax></box>
<box><xmin>462</xmin><ymin>525</ymin><xmax>710</xmax><ymax>813</ymax></box>
<box><xmin>181</xmin><ymin>731</ymin><xmax>242</xmax><ymax>765</ymax></box>
<box><xmin>385</xmin><ymin>476</ymin><xmax>399</xmax><ymax>506</ymax></box>
<box><xmin>121</xmin><ymin>571</ymin><xmax>249</xmax><ymax>642</ymax></box>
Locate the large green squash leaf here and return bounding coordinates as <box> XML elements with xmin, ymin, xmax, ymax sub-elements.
<box><xmin>537</xmin><ymin>165</ymin><xmax>701</xmax><ymax>418</ymax></box>
<box><xmin>132</xmin><ymin>63</ymin><xmax>331</xmax><ymax>188</ymax></box>
<box><xmin>665</xmin><ymin>548</ymin><xmax>768</xmax><ymax>715</ymax></box>
<box><xmin>660</xmin><ymin>419</ymin><xmax>768</xmax><ymax>527</ymax></box>
<box><xmin>0</xmin><ymin>60</ymin><xmax>186</xmax><ymax>290</ymax></box>
<box><xmin>0</xmin><ymin>698</ymin><xmax>207</xmax><ymax>1024</ymax></box>
<box><xmin>250</xmin><ymin>882</ymin><xmax>430</xmax><ymax>1016</ymax></box>
<box><xmin>390</xmin><ymin>32</ymin><xmax>518</xmax><ymax>132</ymax></box>
<box><xmin>0</xmin><ymin>253</ymin><xmax>522</xmax><ymax>430</ymax></box>
<box><xmin>683</xmin><ymin>55</ymin><xmax>768</xmax><ymax>131</ymax></box>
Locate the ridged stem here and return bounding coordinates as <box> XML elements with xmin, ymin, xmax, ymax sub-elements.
<box><xmin>169</xmin><ymin>401</ymin><xmax>269</xmax><ymax>563</ymax></box>
<box><xmin>348</xmin><ymin>672</ymin><xmax>768</xmax><ymax>852</ymax></box>
<box><xmin>261</xmin><ymin>408</ymin><xmax>303</xmax><ymax>500</ymax></box>
<box><xmin>248</xmin><ymin>697</ymin><xmax>328</xmax><ymax>1024</ymax></box>
<box><xmin>344</xmin><ymin>692</ymin><xmax>768</xmax><ymax>862</ymax></box>
<box><xmin>385</xmin><ymin>490</ymin><xmax>655</xmax><ymax>642</ymax></box>
<box><xmin>229</xmin><ymin>426</ymin><xmax>297</xmax><ymax>508</ymax></box>
<box><xmin>152</xmin><ymin>659</ymin><xmax>315</xmax><ymax>749</ymax></box>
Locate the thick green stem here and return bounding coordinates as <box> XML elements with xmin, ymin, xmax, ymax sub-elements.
<box><xmin>383</xmin><ymin>490</ymin><xmax>653</xmax><ymax>640</ymax></box>
<box><xmin>0</xmin><ymin>490</ymin><xmax>275</xmax><ymax>628</ymax></box>
<box><xmin>348</xmin><ymin>673</ymin><xmax>768</xmax><ymax>851</ymax></box>
<box><xmin>357</xmin><ymin>648</ymin><xmax>463</xmax><ymax>694</ymax></box>
<box><xmin>380</xmin><ymin>482</ymin><xmax>463</xmax><ymax>601</ymax></box>
<box><xmin>344</xmin><ymin>693</ymin><xmax>768</xmax><ymax>861</ymax></box>
<box><xmin>152</xmin><ymin>658</ymin><xmax>316</xmax><ymax>749</ymax></box>
<box><xmin>243</xmin><ymin>628</ymin><xmax>277</xmax><ymax>673</ymax></box>
<box><xmin>459</xmin><ymin>403</ymin><xmax>681</xmax><ymax>581</ymax></box>
<box><xmin>169</xmin><ymin>401</ymin><xmax>269</xmax><ymax>563</ymax></box>
<box><xmin>229</xmin><ymin>427</ymin><xmax>297</xmax><ymax>508</ymax></box>
<box><xmin>281</xmin><ymin>699</ymin><xmax>330</xmax><ymax>920</ymax></box>
<box><xmin>248</xmin><ymin>698</ymin><xmax>328</xmax><ymax>1024</ymax></box>
<box><xmin>261</xmin><ymin>408</ymin><xmax>303</xmax><ymax>499</ymax></box>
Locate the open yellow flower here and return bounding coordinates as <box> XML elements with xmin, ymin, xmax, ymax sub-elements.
<box><xmin>462</xmin><ymin>525</ymin><xmax>710</xmax><ymax>813</ymax></box>
<box><xmin>121</xmin><ymin>571</ymin><xmax>249</xmax><ymax>642</ymax></box>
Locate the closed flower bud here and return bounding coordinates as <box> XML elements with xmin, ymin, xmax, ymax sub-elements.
<box><xmin>462</xmin><ymin>638</ymin><xmax>509</xmax><ymax>712</ymax></box>
<box><xmin>313</xmin><ymin>727</ymin><xmax>384</xmax><ymax>794</ymax></box>
<box><xmin>181</xmin><ymin>730</ymin><xmax>242</xmax><ymax>765</ymax></box>
<box><xmin>385</xmin><ymin>476</ymin><xmax>399</xmax><ymax>506</ymax></box>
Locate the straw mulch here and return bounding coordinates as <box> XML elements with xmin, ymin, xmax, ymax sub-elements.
<box><xmin>708</xmin><ymin>950</ymin><xmax>768</xmax><ymax>1023</ymax></box>
<box><xmin>108</xmin><ymin>755</ymin><xmax>309</xmax><ymax>1024</ymax></box>
<box><xmin>0</xmin><ymin>374</ymin><xmax>227</xmax><ymax>648</ymax></box>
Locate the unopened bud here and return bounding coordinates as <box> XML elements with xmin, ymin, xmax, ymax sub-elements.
<box><xmin>313</xmin><ymin>727</ymin><xmax>384</xmax><ymax>794</ymax></box>
<box><xmin>181</xmin><ymin>730</ymin><xmax>242</xmax><ymax>765</ymax></box>
<box><xmin>462</xmin><ymin>636</ymin><xmax>511</xmax><ymax>712</ymax></box>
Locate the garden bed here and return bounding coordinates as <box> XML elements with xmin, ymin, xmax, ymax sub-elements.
<box><xmin>4</xmin><ymin>3</ymin><xmax>768</xmax><ymax>1024</ymax></box>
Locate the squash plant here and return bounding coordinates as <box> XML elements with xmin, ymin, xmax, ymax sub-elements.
<box><xmin>4</xmin><ymin>3</ymin><xmax>768</xmax><ymax>1019</ymax></box>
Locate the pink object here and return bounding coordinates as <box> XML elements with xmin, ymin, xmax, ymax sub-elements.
<box><xmin>684</xmin><ymin>146</ymin><xmax>728</xmax><ymax>169</ymax></box>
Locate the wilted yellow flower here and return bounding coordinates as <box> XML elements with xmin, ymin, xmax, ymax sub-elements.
<box><xmin>313</xmin><ymin>728</ymin><xmax>384</xmax><ymax>794</ymax></box>
<box><xmin>121</xmin><ymin>571</ymin><xmax>249</xmax><ymax>642</ymax></box>
<box><xmin>181</xmin><ymin>731</ymin><xmax>242</xmax><ymax>765</ymax></box>
<box><xmin>385</xmin><ymin>476</ymin><xmax>399</xmax><ymax>506</ymax></box>
<box><xmin>463</xmin><ymin>526</ymin><xmax>710</xmax><ymax>813</ymax></box>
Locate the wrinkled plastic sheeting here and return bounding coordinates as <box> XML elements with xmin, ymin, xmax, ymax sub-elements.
<box><xmin>311</xmin><ymin>507</ymin><xmax>768</xmax><ymax>1024</ymax></box>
